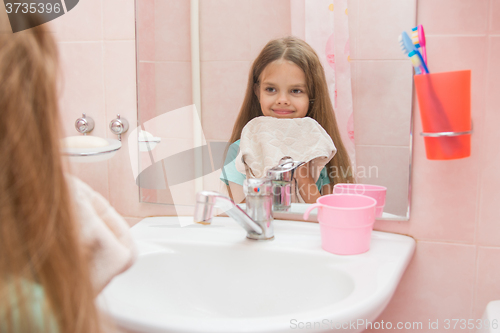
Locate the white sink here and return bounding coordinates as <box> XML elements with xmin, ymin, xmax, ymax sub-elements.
<box><xmin>61</xmin><ymin>136</ymin><xmax>121</xmax><ymax>163</ymax></box>
<box><xmin>97</xmin><ymin>217</ymin><xmax>415</xmax><ymax>333</ymax></box>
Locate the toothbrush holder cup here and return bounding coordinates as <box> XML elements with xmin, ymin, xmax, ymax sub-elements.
<box><xmin>414</xmin><ymin>70</ymin><xmax>472</xmax><ymax>160</ymax></box>
<box><xmin>303</xmin><ymin>194</ymin><xmax>377</xmax><ymax>255</ymax></box>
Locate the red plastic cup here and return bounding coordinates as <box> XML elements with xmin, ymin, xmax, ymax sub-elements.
<box><xmin>414</xmin><ymin>70</ymin><xmax>471</xmax><ymax>160</ymax></box>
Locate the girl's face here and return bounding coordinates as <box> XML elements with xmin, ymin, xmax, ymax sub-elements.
<box><xmin>255</xmin><ymin>60</ymin><xmax>310</xmax><ymax>119</ymax></box>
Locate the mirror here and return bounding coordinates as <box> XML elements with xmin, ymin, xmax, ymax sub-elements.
<box><xmin>134</xmin><ymin>0</ymin><xmax>415</xmax><ymax>220</ymax></box>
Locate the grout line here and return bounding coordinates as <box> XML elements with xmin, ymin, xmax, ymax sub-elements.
<box><xmin>489</xmin><ymin>0</ymin><xmax>493</xmax><ymax>34</ymax></box>
<box><xmin>349</xmin><ymin>59</ymin><xmax>409</xmax><ymax>62</ymax></box>
<box><xmin>56</xmin><ymin>40</ymin><xmax>135</xmax><ymax>44</ymax></box>
<box><xmin>472</xmin><ymin>244</ymin><xmax>479</xmax><ymax>320</ymax></box>
<box><xmin>425</xmin><ymin>34</ymin><xmax>488</xmax><ymax>37</ymax></box>
<box><xmin>56</xmin><ymin>41</ymin><xmax>102</xmax><ymax>44</ymax></box>
<box><xmin>100</xmin><ymin>0</ymin><xmax>111</xmax><ymax>201</ymax></box>
<box><xmin>356</xmin><ymin>144</ymin><xmax>411</xmax><ymax>148</ymax></box>
<box><xmin>417</xmin><ymin>239</ymin><xmax>477</xmax><ymax>246</ymax></box>
<box><xmin>138</xmin><ymin>60</ymin><xmax>192</xmax><ymax>63</ymax></box>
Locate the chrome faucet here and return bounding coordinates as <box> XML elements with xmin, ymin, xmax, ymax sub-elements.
<box><xmin>194</xmin><ymin>178</ymin><xmax>274</xmax><ymax>240</ymax></box>
<box><xmin>267</xmin><ymin>157</ymin><xmax>304</xmax><ymax>212</ymax></box>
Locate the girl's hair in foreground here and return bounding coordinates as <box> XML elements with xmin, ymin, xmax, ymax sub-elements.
<box><xmin>0</xmin><ymin>14</ymin><xmax>102</xmax><ymax>333</ymax></box>
<box><xmin>229</xmin><ymin>36</ymin><xmax>354</xmax><ymax>185</ymax></box>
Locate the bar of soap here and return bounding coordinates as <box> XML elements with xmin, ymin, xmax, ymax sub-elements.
<box><xmin>61</xmin><ymin>136</ymin><xmax>109</xmax><ymax>149</ymax></box>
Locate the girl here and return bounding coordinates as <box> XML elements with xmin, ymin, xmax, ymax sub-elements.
<box><xmin>0</xmin><ymin>13</ymin><xmax>126</xmax><ymax>332</ymax></box>
<box><xmin>220</xmin><ymin>36</ymin><xmax>354</xmax><ymax>204</ymax></box>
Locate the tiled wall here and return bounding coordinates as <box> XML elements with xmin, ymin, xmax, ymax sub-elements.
<box><xmin>348</xmin><ymin>0</ymin><xmax>415</xmax><ymax>217</ymax></box>
<box><xmin>51</xmin><ymin>0</ymin><xmax>180</xmax><ymax>221</ymax></box>
<box><xmin>52</xmin><ymin>0</ymin><xmax>500</xmax><ymax>330</ymax></box>
<box><xmin>369</xmin><ymin>0</ymin><xmax>500</xmax><ymax>329</ymax></box>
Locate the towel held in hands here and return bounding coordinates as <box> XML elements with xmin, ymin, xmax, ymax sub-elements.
<box><xmin>67</xmin><ymin>175</ymin><xmax>137</xmax><ymax>293</ymax></box>
<box><xmin>235</xmin><ymin>116</ymin><xmax>336</xmax><ymax>201</ymax></box>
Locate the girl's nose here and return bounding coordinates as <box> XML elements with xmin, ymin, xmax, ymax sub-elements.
<box><xmin>276</xmin><ymin>92</ymin><xmax>290</xmax><ymax>105</ymax></box>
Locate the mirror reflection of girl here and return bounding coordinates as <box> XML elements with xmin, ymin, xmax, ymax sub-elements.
<box><xmin>220</xmin><ymin>36</ymin><xmax>354</xmax><ymax>204</ymax></box>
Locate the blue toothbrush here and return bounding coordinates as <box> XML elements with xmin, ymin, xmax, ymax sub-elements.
<box><xmin>399</xmin><ymin>32</ymin><xmax>429</xmax><ymax>74</ymax></box>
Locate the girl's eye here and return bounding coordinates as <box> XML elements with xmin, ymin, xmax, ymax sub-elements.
<box><xmin>265</xmin><ymin>87</ymin><xmax>276</xmax><ymax>93</ymax></box>
<box><xmin>291</xmin><ymin>89</ymin><xmax>303</xmax><ymax>94</ymax></box>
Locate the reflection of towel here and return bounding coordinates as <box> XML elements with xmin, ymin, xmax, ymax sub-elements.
<box><xmin>235</xmin><ymin>116</ymin><xmax>336</xmax><ymax>181</ymax></box>
<box><xmin>67</xmin><ymin>175</ymin><xmax>137</xmax><ymax>293</ymax></box>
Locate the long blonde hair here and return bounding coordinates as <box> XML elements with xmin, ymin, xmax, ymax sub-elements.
<box><xmin>229</xmin><ymin>36</ymin><xmax>354</xmax><ymax>184</ymax></box>
<box><xmin>0</xmin><ymin>13</ymin><xmax>103</xmax><ymax>332</ymax></box>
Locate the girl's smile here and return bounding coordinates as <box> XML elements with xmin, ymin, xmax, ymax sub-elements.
<box><xmin>255</xmin><ymin>60</ymin><xmax>310</xmax><ymax>119</ymax></box>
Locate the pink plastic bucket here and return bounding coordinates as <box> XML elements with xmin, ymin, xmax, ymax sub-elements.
<box><xmin>303</xmin><ymin>194</ymin><xmax>377</xmax><ymax>255</ymax></box>
<box><xmin>333</xmin><ymin>183</ymin><xmax>387</xmax><ymax>217</ymax></box>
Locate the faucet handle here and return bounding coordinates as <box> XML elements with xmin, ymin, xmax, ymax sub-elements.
<box><xmin>267</xmin><ymin>157</ymin><xmax>305</xmax><ymax>182</ymax></box>
<box><xmin>75</xmin><ymin>113</ymin><xmax>95</xmax><ymax>135</ymax></box>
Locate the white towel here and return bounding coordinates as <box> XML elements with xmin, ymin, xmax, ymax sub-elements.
<box><xmin>66</xmin><ymin>175</ymin><xmax>137</xmax><ymax>293</ymax></box>
<box><xmin>235</xmin><ymin>116</ymin><xmax>336</xmax><ymax>182</ymax></box>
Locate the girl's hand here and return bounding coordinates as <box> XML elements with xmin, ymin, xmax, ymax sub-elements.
<box><xmin>295</xmin><ymin>163</ymin><xmax>321</xmax><ymax>203</ymax></box>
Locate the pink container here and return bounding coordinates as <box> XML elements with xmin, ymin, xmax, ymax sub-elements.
<box><xmin>303</xmin><ymin>194</ymin><xmax>377</xmax><ymax>255</ymax></box>
<box><xmin>333</xmin><ymin>183</ymin><xmax>387</xmax><ymax>218</ymax></box>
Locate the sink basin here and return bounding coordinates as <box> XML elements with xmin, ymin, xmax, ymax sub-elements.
<box><xmin>97</xmin><ymin>217</ymin><xmax>415</xmax><ymax>333</ymax></box>
<box><xmin>61</xmin><ymin>136</ymin><xmax>121</xmax><ymax>163</ymax></box>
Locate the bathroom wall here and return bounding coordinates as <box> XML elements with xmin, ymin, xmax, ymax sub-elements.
<box><xmin>367</xmin><ymin>0</ymin><xmax>500</xmax><ymax>329</ymax></box>
<box><xmin>50</xmin><ymin>0</ymin><xmax>500</xmax><ymax>330</ymax></box>
<box><xmin>49</xmin><ymin>0</ymin><xmax>180</xmax><ymax>225</ymax></box>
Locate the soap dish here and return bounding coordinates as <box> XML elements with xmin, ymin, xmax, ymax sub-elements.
<box><xmin>61</xmin><ymin>136</ymin><xmax>121</xmax><ymax>163</ymax></box>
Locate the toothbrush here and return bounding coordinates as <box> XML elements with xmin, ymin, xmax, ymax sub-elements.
<box><xmin>411</xmin><ymin>25</ymin><xmax>427</xmax><ymax>65</ymax></box>
<box><xmin>398</xmin><ymin>34</ymin><xmax>421</xmax><ymax>74</ymax></box>
<box><xmin>399</xmin><ymin>31</ymin><xmax>429</xmax><ymax>74</ymax></box>
<box><xmin>408</xmin><ymin>50</ymin><xmax>424</xmax><ymax>75</ymax></box>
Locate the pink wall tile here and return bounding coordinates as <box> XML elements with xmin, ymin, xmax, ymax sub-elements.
<box><xmin>407</xmin><ymin>130</ymin><xmax>478</xmax><ymax>243</ymax></box>
<box><xmin>367</xmin><ymin>242</ymin><xmax>476</xmax><ymax>333</ymax></box>
<box><xmin>57</xmin><ymin>42</ymin><xmax>106</xmax><ymax>139</ymax></box>
<box><xmin>477</xmin><ymin>37</ymin><xmax>500</xmax><ymax>247</ymax></box>
<box><xmin>154</xmin><ymin>61</ymin><xmax>193</xmax><ymax>116</ymax></box>
<box><xmin>346</xmin><ymin>0</ymin><xmax>358</xmax><ymax>59</ymax></box>
<box><xmin>425</xmin><ymin>36</ymin><xmax>488</xmax><ymax>76</ymax></box>
<box><xmin>103</xmin><ymin>0</ymin><xmax>135</xmax><ymax>40</ymax></box>
<box><xmin>104</xmin><ymin>41</ymin><xmax>137</xmax><ymax>128</ymax></box>
<box><xmin>51</xmin><ymin>0</ymin><xmax>102</xmax><ymax>42</ymax></box>
<box><xmin>201</xmin><ymin>60</ymin><xmax>251</xmax><ymax>141</ymax></box>
<box><xmin>140</xmin><ymin>189</ymin><xmax>158</xmax><ymax>204</ymax></box>
<box><xmin>154</xmin><ymin>0</ymin><xmax>191</xmax><ymax>62</ymax></box>
<box><xmin>351</xmin><ymin>60</ymin><xmax>413</xmax><ymax>146</ymax></box>
<box><xmin>474</xmin><ymin>247</ymin><xmax>500</xmax><ymax>319</ymax></box>
<box><xmin>137</xmin><ymin>0</ymin><xmax>155</xmax><ymax>61</ymax></box>
<box><xmin>144</xmin><ymin>111</ymin><xmax>194</xmax><ymax>141</ymax></box>
<box><xmin>249</xmin><ymin>0</ymin><xmax>291</xmax><ymax>60</ymax></box>
<box><xmin>351</xmin><ymin>0</ymin><xmax>416</xmax><ymax>60</ymax></box>
<box><xmin>107</xmin><ymin>141</ymin><xmax>178</xmax><ymax>217</ymax></box>
<box><xmin>290</xmin><ymin>0</ymin><xmax>305</xmax><ymax>40</ymax></box>
<box><xmin>491</xmin><ymin>0</ymin><xmax>500</xmax><ymax>33</ymax></box>
<box><xmin>418</xmin><ymin>0</ymin><xmax>489</xmax><ymax>35</ymax></box>
<box><xmin>199</xmin><ymin>0</ymin><xmax>251</xmax><ymax>61</ymax></box>
<box><xmin>355</xmin><ymin>146</ymin><xmax>410</xmax><ymax>217</ymax></box>
<box><xmin>138</xmin><ymin>62</ymin><xmax>156</xmax><ymax>124</ymax></box>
